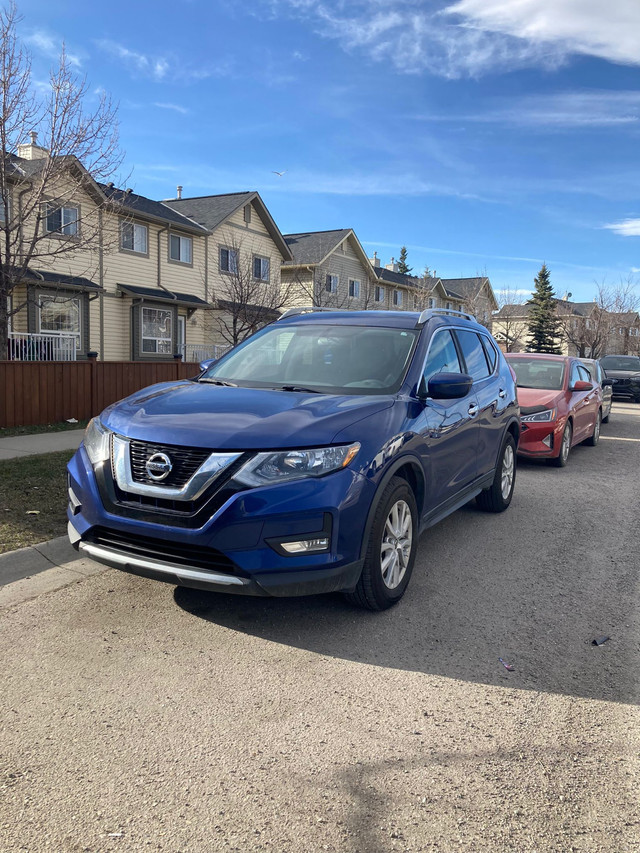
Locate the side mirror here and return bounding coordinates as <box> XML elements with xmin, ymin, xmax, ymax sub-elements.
<box><xmin>426</xmin><ymin>372</ymin><xmax>474</xmax><ymax>400</ymax></box>
<box><xmin>570</xmin><ymin>380</ymin><xmax>593</xmax><ymax>392</ymax></box>
<box><xmin>199</xmin><ymin>357</ymin><xmax>217</xmax><ymax>372</ymax></box>
<box><xmin>601</xmin><ymin>378</ymin><xmax>614</xmax><ymax>387</ymax></box>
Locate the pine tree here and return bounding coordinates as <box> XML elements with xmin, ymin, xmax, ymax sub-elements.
<box><xmin>397</xmin><ymin>246</ymin><xmax>412</xmax><ymax>275</ymax></box>
<box><xmin>526</xmin><ymin>264</ymin><xmax>562</xmax><ymax>353</ymax></box>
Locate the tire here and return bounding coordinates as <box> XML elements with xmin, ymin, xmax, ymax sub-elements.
<box><xmin>476</xmin><ymin>433</ymin><xmax>516</xmax><ymax>513</ymax></box>
<box><xmin>549</xmin><ymin>421</ymin><xmax>572</xmax><ymax>467</ymax></box>
<box><xmin>584</xmin><ymin>410</ymin><xmax>601</xmax><ymax>446</ymax></box>
<box><xmin>345</xmin><ymin>477</ymin><xmax>418</xmax><ymax>611</ymax></box>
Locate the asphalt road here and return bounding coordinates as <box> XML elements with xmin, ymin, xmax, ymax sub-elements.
<box><xmin>1</xmin><ymin>403</ymin><xmax>639</xmax><ymax>852</ymax></box>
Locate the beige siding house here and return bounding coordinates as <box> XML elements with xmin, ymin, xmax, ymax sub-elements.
<box><xmin>281</xmin><ymin>229</ymin><xmax>378</xmax><ymax>310</ymax></box>
<box><xmin>165</xmin><ymin>192</ymin><xmax>293</xmax><ymax>347</ymax></box>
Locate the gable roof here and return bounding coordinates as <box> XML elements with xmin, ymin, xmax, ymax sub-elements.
<box><xmin>440</xmin><ymin>276</ymin><xmax>498</xmax><ymax>309</ymax></box>
<box><xmin>284</xmin><ymin>229</ymin><xmax>353</xmax><ymax>266</ymax></box>
<box><xmin>100</xmin><ymin>184</ymin><xmax>208</xmax><ymax>234</ymax></box>
<box><xmin>166</xmin><ymin>191</ymin><xmax>292</xmax><ymax>260</ymax></box>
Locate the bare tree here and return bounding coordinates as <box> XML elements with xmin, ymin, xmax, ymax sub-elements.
<box><xmin>557</xmin><ymin>279</ymin><xmax>640</xmax><ymax>358</ymax></box>
<box><xmin>0</xmin><ymin>2</ymin><xmax>123</xmax><ymax>357</ymax></box>
<box><xmin>212</xmin><ymin>243</ymin><xmax>300</xmax><ymax>347</ymax></box>
<box><xmin>491</xmin><ymin>286</ymin><xmax>528</xmax><ymax>352</ymax></box>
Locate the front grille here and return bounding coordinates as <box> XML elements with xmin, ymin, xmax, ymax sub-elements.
<box><xmin>85</xmin><ymin>527</ymin><xmax>241</xmax><ymax>575</ymax></box>
<box><xmin>129</xmin><ymin>441</ymin><xmax>211</xmax><ymax>488</ymax></box>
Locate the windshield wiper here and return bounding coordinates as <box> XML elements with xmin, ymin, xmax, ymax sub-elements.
<box><xmin>198</xmin><ymin>378</ymin><xmax>238</xmax><ymax>387</ymax></box>
<box><xmin>277</xmin><ymin>385</ymin><xmax>323</xmax><ymax>393</ymax></box>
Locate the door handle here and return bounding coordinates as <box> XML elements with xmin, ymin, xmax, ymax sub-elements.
<box><xmin>468</xmin><ymin>404</ymin><xmax>479</xmax><ymax>416</ymax></box>
<box><xmin>499</xmin><ymin>389</ymin><xmax>507</xmax><ymax>399</ymax></box>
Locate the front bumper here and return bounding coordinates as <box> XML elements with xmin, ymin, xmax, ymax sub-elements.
<box><xmin>67</xmin><ymin>445</ymin><xmax>372</xmax><ymax>597</ymax></box>
<box><xmin>516</xmin><ymin>418</ymin><xmax>565</xmax><ymax>459</ymax></box>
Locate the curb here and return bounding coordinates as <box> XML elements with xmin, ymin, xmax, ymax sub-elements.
<box><xmin>0</xmin><ymin>535</ymin><xmax>107</xmax><ymax>609</ymax></box>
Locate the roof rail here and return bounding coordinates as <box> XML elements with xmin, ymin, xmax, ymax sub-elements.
<box><xmin>278</xmin><ymin>306</ymin><xmax>337</xmax><ymax>321</ymax></box>
<box><xmin>416</xmin><ymin>307</ymin><xmax>476</xmax><ymax>327</ymax></box>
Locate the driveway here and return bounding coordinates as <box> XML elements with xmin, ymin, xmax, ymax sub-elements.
<box><xmin>1</xmin><ymin>403</ymin><xmax>639</xmax><ymax>852</ymax></box>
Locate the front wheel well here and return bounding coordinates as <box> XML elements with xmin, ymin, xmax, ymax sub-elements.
<box><xmin>392</xmin><ymin>462</ymin><xmax>425</xmax><ymax>519</ymax></box>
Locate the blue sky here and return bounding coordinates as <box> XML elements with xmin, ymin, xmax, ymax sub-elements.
<box><xmin>16</xmin><ymin>0</ymin><xmax>640</xmax><ymax>302</ymax></box>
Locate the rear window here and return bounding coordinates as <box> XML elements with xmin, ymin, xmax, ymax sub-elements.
<box><xmin>506</xmin><ymin>357</ymin><xmax>566</xmax><ymax>391</ymax></box>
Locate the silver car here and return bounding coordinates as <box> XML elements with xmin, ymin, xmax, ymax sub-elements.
<box><xmin>581</xmin><ymin>358</ymin><xmax>613</xmax><ymax>423</ymax></box>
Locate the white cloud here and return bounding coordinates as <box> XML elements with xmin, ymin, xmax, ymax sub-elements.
<box><xmin>269</xmin><ymin>0</ymin><xmax>640</xmax><ymax>77</ymax></box>
<box><xmin>413</xmin><ymin>90</ymin><xmax>640</xmax><ymax>129</ymax></box>
<box><xmin>96</xmin><ymin>39</ymin><xmax>170</xmax><ymax>81</ymax></box>
<box><xmin>154</xmin><ymin>102</ymin><xmax>189</xmax><ymax>115</ymax></box>
<box><xmin>603</xmin><ymin>219</ymin><xmax>640</xmax><ymax>237</ymax></box>
<box><xmin>448</xmin><ymin>0</ymin><xmax>640</xmax><ymax>67</ymax></box>
<box><xmin>26</xmin><ymin>30</ymin><xmax>82</xmax><ymax>67</ymax></box>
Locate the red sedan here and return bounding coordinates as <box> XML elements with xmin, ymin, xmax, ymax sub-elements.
<box><xmin>505</xmin><ymin>353</ymin><xmax>602</xmax><ymax>467</ymax></box>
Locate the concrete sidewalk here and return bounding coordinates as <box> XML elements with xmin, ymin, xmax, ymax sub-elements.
<box><xmin>0</xmin><ymin>535</ymin><xmax>105</xmax><ymax>608</ymax></box>
<box><xmin>0</xmin><ymin>428</ymin><xmax>85</xmax><ymax>460</ymax></box>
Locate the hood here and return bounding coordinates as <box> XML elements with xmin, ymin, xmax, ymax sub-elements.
<box><xmin>517</xmin><ymin>387</ymin><xmax>564</xmax><ymax>411</ymax></box>
<box><xmin>102</xmin><ymin>380</ymin><xmax>395</xmax><ymax>450</ymax></box>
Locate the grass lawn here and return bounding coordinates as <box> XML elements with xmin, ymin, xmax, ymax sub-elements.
<box><xmin>0</xmin><ymin>420</ymin><xmax>88</xmax><ymax>439</ymax></box>
<box><xmin>0</xmin><ymin>450</ymin><xmax>75</xmax><ymax>553</ymax></box>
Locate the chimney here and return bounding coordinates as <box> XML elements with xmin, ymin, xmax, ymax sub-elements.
<box><xmin>385</xmin><ymin>257</ymin><xmax>398</xmax><ymax>273</ymax></box>
<box><xmin>17</xmin><ymin>130</ymin><xmax>49</xmax><ymax>161</ymax></box>
<box><xmin>177</xmin><ymin>185</ymin><xmax>183</xmax><ymax>199</ymax></box>
<box><xmin>369</xmin><ymin>251</ymin><xmax>380</xmax><ymax>268</ymax></box>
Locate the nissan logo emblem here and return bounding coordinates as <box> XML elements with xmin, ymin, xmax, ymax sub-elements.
<box><xmin>145</xmin><ymin>452</ymin><xmax>173</xmax><ymax>481</ymax></box>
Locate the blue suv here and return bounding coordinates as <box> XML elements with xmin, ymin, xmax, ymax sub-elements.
<box><xmin>67</xmin><ymin>308</ymin><xmax>519</xmax><ymax>610</ymax></box>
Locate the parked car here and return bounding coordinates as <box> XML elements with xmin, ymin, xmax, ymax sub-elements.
<box><xmin>68</xmin><ymin>308</ymin><xmax>519</xmax><ymax>611</ymax></box>
<box><xmin>505</xmin><ymin>353</ymin><xmax>602</xmax><ymax>467</ymax></box>
<box><xmin>581</xmin><ymin>358</ymin><xmax>613</xmax><ymax>423</ymax></box>
<box><xmin>599</xmin><ymin>355</ymin><xmax>640</xmax><ymax>403</ymax></box>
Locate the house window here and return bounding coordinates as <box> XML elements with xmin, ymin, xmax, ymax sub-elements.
<box><xmin>45</xmin><ymin>204</ymin><xmax>78</xmax><ymax>236</ymax></box>
<box><xmin>428</xmin><ymin>298</ymin><xmax>435</xmax><ymax>308</ymax></box>
<box><xmin>348</xmin><ymin>279</ymin><xmax>360</xmax><ymax>298</ymax></box>
<box><xmin>445</xmin><ymin>301</ymin><xmax>452</xmax><ymax>310</ymax></box>
<box><xmin>326</xmin><ymin>274</ymin><xmax>338</xmax><ymax>293</ymax></box>
<box><xmin>253</xmin><ymin>256</ymin><xmax>270</xmax><ymax>281</ymax></box>
<box><xmin>121</xmin><ymin>221</ymin><xmax>148</xmax><ymax>254</ymax></box>
<box><xmin>393</xmin><ymin>290</ymin><xmax>403</xmax><ymax>307</ymax></box>
<box><xmin>169</xmin><ymin>234</ymin><xmax>192</xmax><ymax>264</ymax></box>
<box><xmin>141</xmin><ymin>306</ymin><xmax>172</xmax><ymax>354</ymax></box>
<box><xmin>39</xmin><ymin>294</ymin><xmax>81</xmax><ymax>340</ymax></box>
<box><xmin>374</xmin><ymin>285</ymin><xmax>385</xmax><ymax>303</ymax></box>
<box><xmin>0</xmin><ymin>193</ymin><xmax>9</xmax><ymax>224</ymax></box>
<box><xmin>220</xmin><ymin>247</ymin><xmax>238</xmax><ymax>274</ymax></box>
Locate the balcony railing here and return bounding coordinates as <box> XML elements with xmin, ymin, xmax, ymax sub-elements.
<box><xmin>181</xmin><ymin>343</ymin><xmax>230</xmax><ymax>363</ymax></box>
<box><xmin>8</xmin><ymin>332</ymin><xmax>78</xmax><ymax>362</ymax></box>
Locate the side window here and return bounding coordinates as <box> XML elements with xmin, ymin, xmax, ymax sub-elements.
<box><xmin>480</xmin><ymin>334</ymin><xmax>498</xmax><ymax>373</ymax></box>
<box><xmin>422</xmin><ymin>330</ymin><xmax>462</xmax><ymax>386</ymax></box>
<box><xmin>455</xmin><ymin>329</ymin><xmax>490</xmax><ymax>381</ymax></box>
<box><xmin>577</xmin><ymin>364</ymin><xmax>591</xmax><ymax>382</ymax></box>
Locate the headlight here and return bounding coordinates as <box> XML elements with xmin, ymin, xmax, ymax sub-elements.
<box><xmin>521</xmin><ymin>408</ymin><xmax>557</xmax><ymax>423</ymax></box>
<box><xmin>235</xmin><ymin>443</ymin><xmax>360</xmax><ymax>487</ymax></box>
<box><xmin>83</xmin><ymin>417</ymin><xmax>111</xmax><ymax>465</ymax></box>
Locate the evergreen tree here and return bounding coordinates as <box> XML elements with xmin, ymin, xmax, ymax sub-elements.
<box><xmin>398</xmin><ymin>246</ymin><xmax>412</xmax><ymax>275</ymax></box>
<box><xmin>526</xmin><ymin>264</ymin><xmax>562</xmax><ymax>353</ymax></box>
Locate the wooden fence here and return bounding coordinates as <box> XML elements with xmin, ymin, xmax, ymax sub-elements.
<box><xmin>0</xmin><ymin>359</ymin><xmax>201</xmax><ymax>428</ymax></box>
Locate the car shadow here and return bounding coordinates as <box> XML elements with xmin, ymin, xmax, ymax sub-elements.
<box><xmin>174</xmin><ymin>487</ymin><xmax>639</xmax><ymax>707</ymax></box>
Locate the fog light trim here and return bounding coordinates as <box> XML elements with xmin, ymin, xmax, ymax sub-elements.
<box><xmin>280</xmin><ymin>537</ymin><xmax>330</xmax><ymax>554</ymax></box>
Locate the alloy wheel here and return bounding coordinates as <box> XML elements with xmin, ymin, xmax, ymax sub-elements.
<box><xmin>381</xmin><ymin>499</ymin><xmax>413</xmax><ymax>589</ymax></box>
<box><xmin>501</xmin><ymin>444</ymin><xmax>515</xmax><ymax>500</ymax></box>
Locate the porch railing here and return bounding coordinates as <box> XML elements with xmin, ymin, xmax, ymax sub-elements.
<box><xmin>181</xmin><ymin>343</ymin><xmax>230</xmax><ymax>362</ymax></box>
<box><xmin>8</xmin><ymin>332</ymin><xmax>78</xmax><ymax>362</ymax></box>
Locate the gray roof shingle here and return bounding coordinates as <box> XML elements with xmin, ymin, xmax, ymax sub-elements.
<box><xmin>100</xmin><ymin>184</ymin><xmax>208</xmax><ymax>233</ymax></box>
<box><xmin>284</xmin><ymin>229</ymin><xmax>353</xmax><ymax>265</ymax></box>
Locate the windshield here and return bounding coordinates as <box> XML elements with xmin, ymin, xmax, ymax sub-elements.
<box><xmin>600</xmin><ymin>356</ymin><xmax>640</xmax><ymax>372</ymax></box>
<box><xmin>506</xmin><ymin>357</ymin><xmax>566</xmax><ymax>391</ymax></box>
<box><xmin>201</xmin><ymin>323</ymin><xmax>419</xmax><ymax>394</ymax></box>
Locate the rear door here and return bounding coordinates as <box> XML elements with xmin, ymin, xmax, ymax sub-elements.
<box><xmin>453</xmin><ymin>328</ymin><xmax>505</xmax><ymax>478</ymax></box>
<box><xmin>414</xmin><ymin>328</ymin><xmax>479</xmax><ymax>516</ymax></box>
<box><xmin>569</xmin><ymin>361</ymin><xmax>598</xmax><ymax>441</ymax></box>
